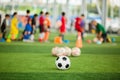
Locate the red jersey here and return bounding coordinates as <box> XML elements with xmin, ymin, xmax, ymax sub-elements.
<box><xmin>39</xmin><ymin>15</ymin><xmax>44</xmax><ymax>25</ymax></box>
<box><xmin>23</xmin><ymin>15</ymin><xmax>30</xmax><ymax>26</ymax></box>
<box><xmin>75</xmin><ymin>17</ymin><xmax>83</xmax><ymax>32</ymax></box>
<box><xmin>60</xmin><ymin>16</ymin><xmax>66</xmax><ymax>33</ymax></box>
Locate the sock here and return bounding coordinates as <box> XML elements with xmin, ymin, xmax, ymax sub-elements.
<box><xmin>62</xmin><ymin>34</ymin><xmax>64</xmax><ymax>41</ymax></box>
<box><xmin>59</xmin><ymin>34</ymin><xmax>64</xmax><ymax>41</ymax></box>
<box><xmin>39</xmin><ymin>33</ymin><xmax>45</xmax><ymax>42</ymax></box>
<box><xmin>39</xmin><ymin>33</ymin><xmax>42</xmax><ymax>39</ymax></box>
<box><xmin>30</xmin><ymin>34</ymin><xmax>34</xmax><ymax>41</ymax></box>
<box><xmin>41</xmin><ymin>32</ymin><xmax>45</xmax><ymax>39</ymax></box>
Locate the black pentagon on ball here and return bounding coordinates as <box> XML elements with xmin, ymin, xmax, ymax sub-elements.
<box><xmin>65</xmin><ymin>64</ymin><xmax>69</xmax><ymax>68</ymax></box>
<box><xmin>58</xmin><ymin>63</ymin><xmax>62</xmax><ymax>67</ymax></box>
<box><xmin>56</xmin><ymin>57</ymin><xmax>59</xmax><ymax>61</ymax></box>
<box><xmin>62</xmin><ymin>57</ymin><xmax>67</xmax><ymax>61</ymax></box>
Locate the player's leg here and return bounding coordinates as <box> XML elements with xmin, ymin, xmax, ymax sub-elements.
<box><xmin>102</xmin><ymin>33</ymin><xmax>107</xmax><ymax>42</ymax></box>
<box><xmin>39</xmin><ymin>25</ymin><xmax>44</xmax><ymax>42</ymax></box>
<box><xmin>2</xmin><ymin>31</ymin><xmax>6</xmax><ymax>39</ymax></box>
<box><xmin>46</xmin><ymin>27</ymin><xmax>50</xmax><ymax>41</ymax></box>
<box><xmin>59</xmin><ymin>28</ymin><xmax>65</xmax><ymax>41</ymax></box>
<box><xmin>59</xmin><ymin>32</ymin><xmax>64</xmax><ymax>41</ymax></box>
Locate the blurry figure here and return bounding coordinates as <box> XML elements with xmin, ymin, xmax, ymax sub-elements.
<box><xmin>8</xmin><ymin>12</ymin><xmax>19</xmax><ymax>40</ymax></box>
<box><xmin>59</xmin><ymin>12</ymin><xmax>67</xmax><ymax>41</ymax></box>
<box><xmin>26</xmin><ymin>9</ymin><xmax>31</xmax><ymax>24</ymax></box>
<box><xmin>0</xmin><ymin>14</ymin><xmax>10</xmax><ymax>40</ymax></box>
<box><xmin>19</xmin><ymin>9</ymin><xmax>31</xmax><ymax>40</ymax></box>
<box><xmin>80</xmin><ymin>14</ymin><xmax>85</xmax><ymax>40</ymax></box>
<box><xmin>43</xmin><ymin>12</ymin><xmax>51</xmax><ymax>42</ymax></box>
<box><xmin>31</xmin><ymin>14</ymin><xmax>38</xmax><ymax>34</ymax></box>
<box><xmin>38</xmin><ymin>11</ymin><xmax>45</xmax><ymax>42</ymax></box>
<box><xmin>91</xmin><ymin>20</ymin><xmax>107</xmax><ymax>43</ymax></box>
<box><xmin>31</xmin><ymin>14</ymin><xmax>38</xmax><ymax>41</ymax></box>
<box><xmin>74</xmin><ymin>14</ymin><xmax>85</xmax><ymax>48</ymax></box>
<box><xmin>74</xmin><ymin>15</ymin><xmax>83</xmax><ymax>38</ymax></box>
<box><xmin>23</xmin><ymin>18</ymin><xmax>33</xmax><ymax>42</ymax></box>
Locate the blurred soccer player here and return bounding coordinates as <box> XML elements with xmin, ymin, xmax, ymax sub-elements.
<box><xmin>80</xmin><ymin>14</ymin><xmax>85</xmax><ymax>40</ymax></box>
<box><xmin>26</xmin><ymin>9</ymin><xmax>31</xmax><ymax>24</ymax></box>
<box><xmin>8</xmin><ymin>12</ymin><xmax>19</xmax><ymax>40</ymax></box>
<box><xmin>91</xmin><ymin>20</ymin><xmax>107</xmax><ymax>42</ymax></box>
<box><xmin>74</xmin><ymin>14</ymin><xmax>84</xmax><ymax>48</ymax></box>
<box><xmin>59</xmin><ymin>12</ymin><xmax>67</xmax><ymax>41</ymax></box>
<box><xmin>23</xmin><ymin>18</ymin><xmax>33</xmax><ymax>42</ymax></box>
<box><xmin>38</xmin><ymin>11</ymin><xmax>45</xmax><ymax>42</ymax></box>
<box><xmin>0</xmin><ymin>14</ymin><xmax>10</xmax><ymax>40</ymax></box>
<box><xmin>43</xmin><ymin>12</ymin><xmax>51</xmax><ymax>42</ymax></box>
<box><xmin>74</xmin><ymin>14</ymin><xmax>84</xmax><ymax>38</ymax></box>
<box><xmin>31</xmin><ymin>14</ymin><xmax>38</xmax><ymax>41</ymax></box>
<box><xmin>19</xmin><ymin>9</ymin><xmax>31</xmax><ymax>40</ymax></box>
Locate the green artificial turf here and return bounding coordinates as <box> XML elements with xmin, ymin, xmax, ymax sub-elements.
<box><xmin>0</xmin><ymin>32</ymin><xmax>120</xmax><ymax>80</ymax></box>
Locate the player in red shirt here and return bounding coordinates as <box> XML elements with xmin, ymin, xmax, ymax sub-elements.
<box><xmin>26</xmin><ymin>9</ymin><xmax>31</xmax><ymax>24</ymax></box>
<box><xmin>59</xmin><ymin>12</ymin><xmax>67</xmax><ymax>41</ymax></box>
<box><xmin>74</xmin><ymin>15</ymin><xmax>84</xmax><ymax>48</ymax></box>
<box><xmin>74</xmin><ymin>14</ymin><xmax>85</xmax><ymax>39</ymax></box>
<box><xmin>38</xmin><ymin>11</ymin><xmax>45</xmax><ymax>42</ymax></box>
<box><xmin>75</xmin><ymin>14</ymin><xmax>85</xmax><ymax>39</ymax></box>
<box><xmin>75</xmin><ymin>17</ymin><xmax>82</xmax><ymax>33</ymax></box>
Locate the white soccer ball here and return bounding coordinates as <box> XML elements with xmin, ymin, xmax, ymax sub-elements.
<box><xmin>64</xmin><ymin>47</ymin><xmax>71</xmax><ymax>56</ymax></box>
<box><xmin>51</xmin><ymin>47</ymin><xmax>59</xmax><ymax>56</ymax></box>
<box><xmin>71</xmin><ymin>47</ymin><xmax>81</xmax><ymax>56</ymax></box>
<box><xmin>30</xmin><ymin>34</ymin><xmax>34</xmax><ymax>41</ymax></box>
<box><xmin>56</xmin><ymin>47</ymin><xmax>66</xmax><ymax>57</ymax></box>
<box><xmin>55</xmin><ymin>56</ymin><xmax>71</xmax><ymax>70</ymax></box>
<box><xmin>96</xmin><ymin>40</ymin><xmax>102</xmax><ymax>45</ymax></box>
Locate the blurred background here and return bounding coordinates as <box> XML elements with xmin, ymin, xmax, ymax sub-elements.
<box><xmin>0</xmin><ymin>0</ymin><xmax>120</xmax><ymax>35</ymax></box>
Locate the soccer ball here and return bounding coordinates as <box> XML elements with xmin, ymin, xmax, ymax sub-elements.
<box><xmin>30</xmin><ymin>34</ymin><xmax>34</xmax><ymax>41</ymax></box>
<box><xmin>64</xmin><ymin>47</ymin><xmax>71</xmax><ymax>56</ymax></box>
<box><xmin>51</xmin><ymin>47</ymin><xmax>59</xmax><ymax>56</ymax></box>
<box><xmin>71</xmin><ymin>47</ymin><xmax>81</xmax><ymax>56</ymax></box>
<box><xmin>86</xmin><ymin>39</ymin><xmax>92</xmax><ymax>44</ymax></box>
<box><xmin>96</xmin><ymin>41</ymin><xmax>102</xmax><ymax>45</ymax></box>
<box><xmin>55</xmin><ymin>56</ymin><xmax>71</xmax><ymax>70</ymax></box>
<box><xmin>56</xmin><ymin>47</ymin><xmax>66</xmax><ymax>57</ymax></box>
<box><xmin>93</xmin><ymin>37</ymin><xmax>103</xmax><ymax>43</ymax></box>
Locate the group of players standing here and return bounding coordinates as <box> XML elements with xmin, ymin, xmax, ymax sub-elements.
<box><xmin>0</xmin><ymin>10</ymin><xmax>51</xmax><ymax>42</ymax></box>
<box><xmin>21</xmin><ymin>10</ymin><xmax>52</xmax><ymax>42</ymax></box>
<box><xmin>0</xmin><ymin>9</ymin><xmax>86</xmax><ymax>43</ymax></box>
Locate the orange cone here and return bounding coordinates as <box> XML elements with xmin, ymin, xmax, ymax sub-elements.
<box><xmin>54</xmin><ymin>36</ymin><xmax>62</xmax><ymax>44</ymax></box>
<box><xmin>76</xmin><ymin>32</ymin><xmax>82</xmax><ymax>48</ymax></box>
<box><xmin>0</xmin><ymin>33</ymin><xmax>2</xmax><ymax>38</ymax></box>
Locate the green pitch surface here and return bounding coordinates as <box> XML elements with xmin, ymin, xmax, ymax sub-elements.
<box><xmin>0</xmin><ymin>33</ymin><xmax>120</xmax><ymax>80</ymax></box>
